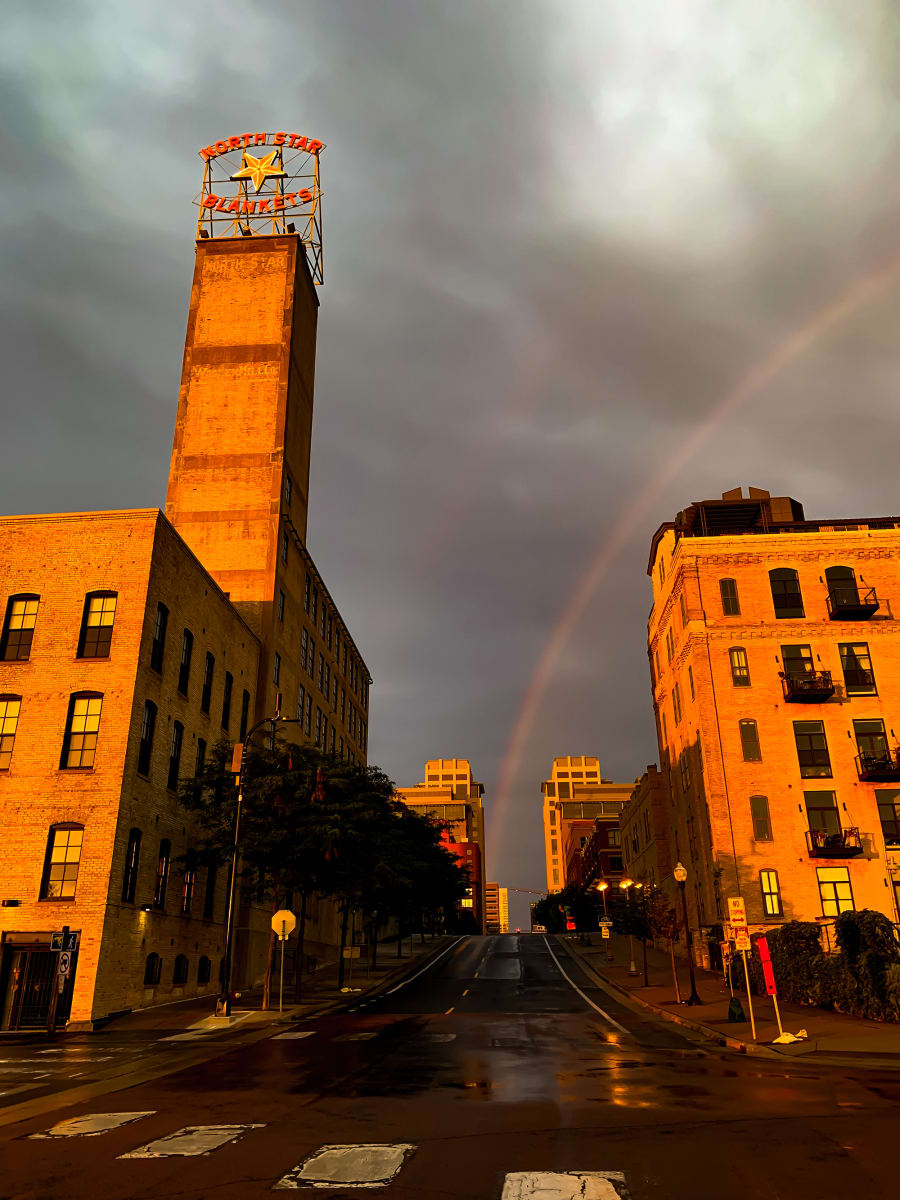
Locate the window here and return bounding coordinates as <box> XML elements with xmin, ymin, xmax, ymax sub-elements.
<box><xmin>666</xmin><ymin>628</ymin><xmax>674</xmax><ymax>663</ymax></box>
<box><xmin>280</xmin><ymin>530</ymin><xmax>289</xmax><ymax>563</ymax></box>
<box><xmin>661</xmin><ymin>711</ymin><xmax>668</xmax><ymax>743</ymax></box>
<box><xmin>320</xmin><ymin>605</ymin><xmax>327</xmax><ymax>639</ymax></box>
<box><xmin>167</xmin><ymin>721</ymin><xmax>184</xmax><ymax>791</ymax></box>
<box><xmin>178</xmin><ymin>629</ymin><xmax>193</xmax><ymax>695</ymax></box>
<box><xmin>181</xmin><ymin>850</ymin><xmax>197</xmax><ymax>915</ymax></box>
<box><xmin>729</xmin><ymin>647</ymin><xmax>750</xmax><ymax>687</ymax></box>
<box><xmin>203</xmin><ymin>860</ymin><xmax>217</xmax><ymax>919</ymax></box>
<box><xmin>201</xmin><ymin>652</ymin><xmax>214</xmax><ymax>714</ymax></box>
<box><xmin>339</xmin><ymin>735</ymin><xmax>344</xmax><ymax>757</ymax></box>
<box><xmin>322</xmin><ymin>716</ymin><xmax>328</xmax><ymax>749</ymax></box>
<box><xmin>687</xmin><ymin>665</ymin><xmax>695</xmax><ymax>701</ymax></box>
<box><xmin>78</xmin><ymin>592</ymin><xmax>117</xmax><ymax>658</ymax></box>
<box><xmin>340</xmin><ymin>688</ymin><xmax>345</xmax><ymax>722</ymax></box>
<box><xmin>297</xmin><ymin>683</ymin><xmax>306</xmax><ymax>723</ymax></box>
<box><xmin>61</xmin><ymin>693</ymin><xmax>103</xmax><ymax>769</ymax></box>
<box><xmin>308</xmin><ymin>640</ymin><xmax>316</xmax><ymax>679</ymax></box>
<box><xmin>304</xmin><ymin>693</ymin><xmax>312</xmax><ymax>735</ymax></box>
<box><xmin>314</xmin><ymin>706</ymin><xmax>322</xmax><ymax>747</ymax></box>
<box><xmin>760</xmin><ymin>870</ymin><xmax>782</xmax><ymax>917</ymax></box>
<box><xmin>769</xmin><ymin>568</ymin><xmax>804</xmax><ymax>618</ymax></box>
<box><xmin>659</xmin><ymin>557</ymin><xmax>666</xmax><ymax>585</ymax></box>
<box><xmin>673</xmin><ymin>682</ymin><xmax>682</xmax><ymax>725</ymax></box>
<box><xmin>121</xmin><ymin>827</ymin><xmax>141</xmax><ymax>903</ymax></box>
<box><xmin>198</xmin><ymin>955</ymin><xmax>212</xmax><ymax>985</ymax></box>
<box><xmin>817</xmin><ymin>866</ymin><xmax>854</xmax><ymax>916</ymax></box>
<box><xmin>312</xmin><ymin>587</ymin><xmax>318</xmax><ymax>623</ymax></box>
<box><xmin>137</xmin><ymin>700</ymin><xmax>156</xmax><ymax>776</ymax></box>
<box><xmin>221</xmin><ymin>671</ymin><xmax>233</xmax><ymax>730</ymax></box>
<box><xmin>144</xmin><ymin>953</ymin><xmax>162</xmax><ymax>986</ymax></box>
<box><xmin>150</xmin><ymin>602</ymin><xmax>168</xmax><ymax>672</ymax></box>
<box><xmin>805</xmin><ymin>789</ymin><xmax>840</xmax><ymax>836</ymax></box>
<box><xmin>719</xmin><ymin>578</ymin><xmax>740</xmax><ymax>616</ymax></box>
<box><xmin>173</xmin><ymin>955</ymin><xmax>189</xmax><ymax>985</ymax></box>
<box><xmin>839</xmin><ymin>643</ymin><xmax>876</xmax><ymax>695</ymax></box>
<box><xmin>855</xmin><ymin>718</ymin><xmax>889</xmax><ymax>763</ymax></box>
<box><xmin>654</xmin><ymin>650</ymin><xmax>661</xmax><ymax>683</ymax></box>
<box><xmin>40</xmin><ymin>824</ymin><xmax>84</xmax><ymax>899</ymax></box>
<box><xmin>679</xmin><ymin>754</ymin><xmax>691</xmax><ymax>793</ymax></box>
<box><xmin>324</xmin><ymin>662</ymin><xmax>330</xmax><ymax>696</ymax></box>
<box><xmin>332</xmin><ymin>677</ymin><xmax>338</xmax><ymax>711</ymax></box>
<box><xmin>679</xmin><ymin>593</ymin><xmax>687</xmax><ymax>627</ymax></box>
<box><xmin>240</xmin><ymin>690</ymin><xmax>250</xmax><ymax>740</ymax></box>
<box><xmin>794</xmin><ymin>721</ymin><xmax>831</xmax><ymax>778</ymax></box>
<box><xmin>328</xmin><ymin>615</ymin><xmax>333</xmax><ymax>651</ymax></box>
<box><xmin>284</xmin><ymin>474</ymin><xmax>292</xmax><ymax>506</ymax></box>
<box><xmin>317</xmin><ymin>653</ymin><xmax>324</xmax><ymax>692</ymax></box>
<box><xmin>304</xmin><ymin>574</ymin><xmax>311</xmax><ymax>613</ymax></box>
<box><xmin>739</xmin><ymin>719</ymin><xmax>761</xmax><ymax>762</ymax></box>
<box><xmin>0</xmin><ymin>695</ymin><xmax>21</xmax><ymax>769</ymax></box>
<box><xmin>749</xmin><ymin>795</ymin><xmax>772</xmax><ymax>840</ymax></box>
<box><xmin>877</xmin><ymin>790</ymin><xmax>900</xmax><ymax>846</ymax></box>
<box><xmin>154</xmin><ymin>839</ymin><xmax>171</xmax><ymax>908</ymax></box>
<box><xmin>1</xmin><ymin>594</ymin><xmax>40</xmax><ymax>661</ymax></box>
<box><xmin>273</xmin><ymin>652</ymin><xmax>281</xmax><ymax>685</ymax></box>
<box><xmin>277</xmin><ymin>589</ymin><xmax>285</xmax><ymax>622</ymax></box>
<box><xmin>825</xmin><ymin>565</ymin><xmax>859</xmax><ymax>606</ymax></box>
<box><xmin>781</xmin><ymin>643</ymin><xmax>814</xmax><ymax>679</ymax></box>
<box><xmin>195</xmin><ymin>737</ymin><xmax>206</xmax><ymax>778</ymax></box>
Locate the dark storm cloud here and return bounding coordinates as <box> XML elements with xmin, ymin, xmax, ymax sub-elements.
<box><xmin>3</xmin><ymin>1</ymin><xmax>899</xmax><ymax>925</ymax></box>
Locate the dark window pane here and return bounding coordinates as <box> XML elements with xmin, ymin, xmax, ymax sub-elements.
<box><xmin>79</xmin><ymin>593</ymin><xmax>117</xmax><ymax>658</ymax></box>
<box><xmin>178</xmin><ymin>629</ymin><xmax>193</xmax><ymax>695</ymax></box>
<box><xmin>750</xmin><ymin>795</ymin><xmax>771</xmax><ymax>840</ymax></box>
<box><xmin>781</xmin><ymin>644</ymin><xmax>814</xmax><ymax>679</ymax></box>
<box><xmin>1</xmin><ymin>595</ymin><xmax>40</xmax><ymax>661</ymax></box>
<box><xmin>720</xmin><ymin>578</ymin><xmax>740</xmax><ymax>616</ymax></box>
<box><xmin>794</xmin><ymin>720</ymin><xmax>831</xmax><ymax>778</ymax></box>
<box><xmin>877</xmin><ymin>789</ymin><xmax>900</xmax><ymax>846</ymax></box>
<box><xmin>121</xmin><ymin>827</ymin><xmax>141</xmax><ymax>903</ymax></box>
<box><xmin>201</xmin><ymin>653</ymin><xmax>214</xmax><ymax>714</ymax></box>
<box><xmin>804</xmin><ymin>790</ymin><xmax>840</xmax><ymax>834</ymax></box>
<box><xmin>137</xmin><ymin>701</ymin><xmax>156</xmax><ymax>776</ymax></box>
<box><xmin>739</xmin><ymin>720</ymin><xmax>761</xmax><ymax>762</ymax></box>
<box><xmin>769</xmin><ymin>568</ymin><xmax>804</xmax><ymax>619</ymax></box>
<box><xmin>840</xmin><ymin>643</ymin><xmax>876</xmax><ymax>694</ymax></box>
<box><xmin>729</xmin><ymin>647</ymin><xmax>750</xmax><ymax>687</ymax></box>
<box><xmin>150</xmin><ymin>603</ymin><xmax>168</xmax><ymax>673</ymax></box>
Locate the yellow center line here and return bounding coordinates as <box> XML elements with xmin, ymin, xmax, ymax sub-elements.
<box><xmin>473</xmin><ymin>971</ymin><xmax>479</xmax><ymax>978</ymax></box>
<box><xmin>462</xmin><ymin>989</ymin><xmax>469</xmax><ymax>996</ymax></box>
<box><xmin>444</xmin><ymin>1006</ymin><xmax>455</xmax><ymax>1014</ymax></box>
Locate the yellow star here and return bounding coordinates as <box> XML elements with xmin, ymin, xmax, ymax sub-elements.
<box><xmin>230</xmin><ymin>150</ymin><xmax>286</xmax><ymax>193</ymax></box>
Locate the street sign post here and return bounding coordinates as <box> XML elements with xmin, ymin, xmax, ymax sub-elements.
<box><xmin>58</xmin><ymin>951</ymin><xmax>71</xmax><ymax>976</ymax></box>
<box><xmin>726</xmin><ymin>902</ymin><xmax>755</xmax><ymax>1041</ymax></box>
<box><xmin>598</xmin><ymin>918</ymin><xmax>613</xmax><ymax>928</ymax></box>
<box><xmin>601</xmin><ymin>927</ymin><xmax>610</xmax><ymax>940</ymax></box>
<box><xmin>756</xmin><ymin>935</ymin><xmax>784</xmax><ymax>1037</ymax></box>
<box><xmin>271</xmin><ymin>910</ymin><xmax>296</xmax><ymax>1014</ymax></box>
<box><xmin>47</xmin><ymin>924</ymin><xmax>70</xmax><ymax>1036</ymax></box>
<box><xmin>727</xmin><ymin>897</ymin><xmax>747</xmax><ymax>929</ymax></box>
<box><xmin>735</xmin><ymin>930</ymin><xmax>751</xmax><ymax>952</ymax></box>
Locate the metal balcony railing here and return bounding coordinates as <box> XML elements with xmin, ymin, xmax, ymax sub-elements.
<box><xmin>781</xmin><ymin>670</ymin><xmax>835</xmax><ymax>703</ymax></box>
<box><xmin>826</xmin><ymin>587</ymin><xmax>880</xmax><ymax>620</ymax></box>
<box><xmin>856</xmin><ymin>750</ymin><xmax>900</xmax><ymax>782</ymax></box>
<box><xmin>805</xmin><ymin>827</ymin><xmax>863</xmax><ymax>858</ymax></box>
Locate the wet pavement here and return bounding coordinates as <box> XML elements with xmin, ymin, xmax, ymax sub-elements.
<box><xmin>3</xmin><ymin>933</ymin><xmax>900</xmax><ymax>1197</ymax></box>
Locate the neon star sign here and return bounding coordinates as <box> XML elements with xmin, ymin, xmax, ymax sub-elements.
<box><xmin>194</xmin><ymin>129</ymin><xmax>325</xmax><ymax>284</ymax></box>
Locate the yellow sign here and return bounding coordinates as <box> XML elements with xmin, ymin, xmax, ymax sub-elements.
<box><xmin>735</xmin><ymin>930</ymin><xmax>751</xmax><ymax>951</ymax></box>
<box><xmin>727</xmin><ymin>897</ymin><xmax>747</xmax><ymax>928</ymax></box>
<box><xmin>230</xmin><ymin>150</ymin><xmax>287</xmax><ymax>193</ymax></box>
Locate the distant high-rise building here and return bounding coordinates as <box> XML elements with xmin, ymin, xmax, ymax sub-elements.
<box><xmin>498</xmin><ymin>886</ymin><xmax>509</xmax><ymax>933</ymax></box>
<box><xmin>648</xmin><ymin>486</ymin><xmax>900</xmax><ymax>963</ymax></box>
<box><xmin>396</xmin><ymin>758</ymin><xmax>486</xmax><ymax>930</ymax></box>
<box><xmin>540</xmin><ymin>756</ymin><xmax>631</xmax><ymax>891</ymax></box>
<box><xmin>484</xmin><ymin>881</ymin><xmax>500</xmax><ymax>933</ymax></box>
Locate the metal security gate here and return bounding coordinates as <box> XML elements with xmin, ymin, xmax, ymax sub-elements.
<box><xmin>0</xmin><ymin>945</ymin><xmax>77</xmax><ymax>1030</ymax></box>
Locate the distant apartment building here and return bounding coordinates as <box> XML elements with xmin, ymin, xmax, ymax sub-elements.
<box><xmin>498</xmin><ymin>886</ymin><xmax>509</xmax><ymax>933</ymax></box>
<box><xmin>540</xmin><ymin>756</ymin><xmax>630</xmax><ymax>891</ymax></box>
<box><xmin>485</xmin><ymin>882</ymin><xmax>500</xmax><ymax>933</ymax></box>
<box><xmin>396</xmin><ymin>758</ymin><xmax>486</xmax><ymax>930</ymax></box>
<box><xmin>620</xmin><ymin>766</ymin><xmax>671</xmax><ymax>889</ymax></box>
<box><xmin>648</xmin><ymin>486</ymin><xmax>900</xmax><ymax>956</ymax></box>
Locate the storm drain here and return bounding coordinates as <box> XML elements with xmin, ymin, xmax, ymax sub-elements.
<box><xmin>501</xmin><ymin>1171</ymin><xmax>628</xmax><ymax>1199</ymax></box>
<box><xmin>274</xmin><ymin>1143</ymin><xmax>416</xmax><ymax>1189</ymax></box>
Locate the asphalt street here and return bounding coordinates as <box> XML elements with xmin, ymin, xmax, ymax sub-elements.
<box><xmin>3</xmin><ymin>933</ymin><xmax>900</xmax><ymax>1198</ymax></box>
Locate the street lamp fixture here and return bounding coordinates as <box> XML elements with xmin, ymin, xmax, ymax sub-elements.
<box><xmin>673</xmin><ymin>861</ymin><xmax>702</xmax><ymax>1005</ymax></box>
<box><xmin>618</xmin><ymin>879</ymin><xmax>639</xmax><ymax>976</ymax></box>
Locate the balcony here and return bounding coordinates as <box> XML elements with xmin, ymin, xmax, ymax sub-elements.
<box><xmin>826</xmin><ymin>587</ymin><xmax>880</xmax><ymax>620</ymax></box>
<box><xmin>856</xmin><ymin>750</ymin><xmax>900</xmax><ymax>782</ymax></box>
<box><xmin>781</xmin><ymin>670</ymin><xmax>835</xmax><ymax>703</ymax></box>
<box><xmin>805</xmin><ymin>827</ymin><xmax>863</xmax><ymax>858</ymax></box>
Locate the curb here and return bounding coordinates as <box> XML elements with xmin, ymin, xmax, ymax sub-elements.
<box><xmin>553</xmin><ymin>937</ymin><xmax>781</xmax><ymax>1058</ymax></box>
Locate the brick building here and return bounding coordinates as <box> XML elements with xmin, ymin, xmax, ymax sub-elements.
<box><xmin>648</xmin><ymin>486</ymin><xmax>900</xmax><ymax>958</ymax></box>
<box><xmin>0</xmin><ymin>233</ymin><xmax>372</xmax><ymax>1028</ymax></box>
<box><xmin>619</xmin><ymin>766</ymin><xmax>671</xmax><ymax>890</ymax></box>
<box><xmin>396</xmin><ymin>759</ymin><xmax>486</xmax><ymax>931</ymax></box>
<box><xmin>539</xmin><ymin>756</ymin><xmax>630</xmax><ymax>891</ymax></box>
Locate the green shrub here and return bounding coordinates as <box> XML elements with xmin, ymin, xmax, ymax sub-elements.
<box><xmin>834</xmin><ymin>910</ymin><xmax>900</xmax><ymax>1020</ymax></box>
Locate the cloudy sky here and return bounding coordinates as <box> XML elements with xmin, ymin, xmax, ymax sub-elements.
<box><xmin>3</xmin><ymin>2</ymin><xmax>899</xmax><ymax>926</ymax></box>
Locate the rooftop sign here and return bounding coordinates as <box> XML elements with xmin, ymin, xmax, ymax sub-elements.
<box><xmin>194</xmin><ymin>130</ymin><xmax>325</xmax><ymax>284</ymax></box>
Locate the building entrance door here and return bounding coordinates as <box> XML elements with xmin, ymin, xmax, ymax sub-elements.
<box><xmin>0</xmin><ymin>944</ymin><xmax>76</xmax><ymax>1030</ymax></box>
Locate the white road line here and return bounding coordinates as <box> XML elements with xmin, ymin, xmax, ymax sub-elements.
<box><xmin>30</xmin><ymin>1112</ymin><xmax>156</xmax><ymax>1139</ymax></box>
<box><xmin>119</xmin><ymin>1123</ymin><xmax>264</xmax><ymax>1158</ymax></box>
<box><xmin>273</xmin><ymin>1031</ymin><xmax>317</xmax><ymax>1040</ymax></box>
<box><xmin>542</xmin><ymin>936</ymin><xmax>633</xmax><ymax>1038</ymax></box>
<box><xmin>422</xmin><ymin>1033</ymin><xmax>456</xmax><ymax>1043</ymax></box>
<box><xmin>335</xmin><ymin>1031</ymin><xmax>378</xmax><ymax>1041</ymax></box>
<box><xmin>501</xmin><ymin>1171</ymin><xmax>626</xmax><ymax>1199</ymax></box>
<box><xmin>274</xmin><ymin>1143</ymin><xmax>416</xmax><ymax>1189</ymax></box>
<box><xmin>383</xmin><ymin>936</ymin><xmax>466</xmax><ymax>995</ymax></box>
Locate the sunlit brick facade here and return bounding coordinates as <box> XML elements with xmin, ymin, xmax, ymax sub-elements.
<box><xmin>648</xmin><ymin>487</ymin><xmax>900</xmax><ymax>963</ymax></box>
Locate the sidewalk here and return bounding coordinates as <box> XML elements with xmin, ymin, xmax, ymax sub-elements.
<box><xmin>562</xmin><ymin>934</ymin><xmax>900</xmax><ymax>1066</ymax></box>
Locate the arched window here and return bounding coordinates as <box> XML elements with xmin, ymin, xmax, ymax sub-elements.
<box><xmin>181</xmin><ymin>849</ymin><xmax>197</xmax><ymax>915</ymax></box>
<box><xmin>0</xmin><ymin>695</ymin><xmax>22</xmax><ymax>770</ymax></box>
<box><xmin>173</xmin><ymin>954</ymin><xmax>189</xmax><ymax>985</ymax></box>
<box><xmin>121</xmin><ymin>827</ymin><xmax>142</xmax><ymax>903</ymax></box>
<box><xmin>78</xmin><ymin>591</ymin><xmax>117</xmax><ymax>658</ymax></box>
<box><xmin>198</xmin><ymin>955</ymin><xmax>212</xmax><ymax>985</ymax></box>
<box><xmin>144</xmin><ymin>952</ymin><xmax>162</xmax><ymax>986</ymax></box>
<box><xmin>719</xmin><ymin>578</ymin><xmax>740</xmax><ymax>616</ymax></box>
<box><xmin>137</xmin><ymin>700</ymin><xmax>156</xmax><ymax>777</ymax></box>
<box><xmin>153</xmin><ymin>839</ymin><xmax>171</xmax><ymax>909</ymax></box>
<box><xmin>60</xmin><ymin>692</ymin><xmax>103</xmax><ymax>769</ymax></box>
<box><xmin>769</xmin><ymin>568</ymin><xmax>804</xmax><ymax>619</ymax></box>
<box><xmin>40</xmin><ymin>824</ymin><xmax>84</xmax><ymax>899</ymax></box>
<box><xmin>0</xmin><ymin>594</ymin><xmax>40</xmax><ymax>661</ymax></box>
<box><xmin>760</xmin><ymin>869</ymin><xmax>782</xmax><ymax>918</ymax></box>
<box><xmin>729</xmin><ymin>647</ymin><xmax>750</xmax><ymax>687</ymax></box>
<box><xmin>825</xmin><ymin>565</ymin><xmax>858</xmax><ymax>605</ymax></box>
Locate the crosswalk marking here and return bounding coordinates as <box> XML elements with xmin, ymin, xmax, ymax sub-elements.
<box><xmin>119</xmin><ymin>1123</ymin><xmax>265</xmax><ymax>1158</ymax></box>
<box><xmin>30</xmin><ymin>1112</ymin><xmax>156</xmax><ymax>1139</ymax></box>
<box><xmin>273</xmin><ymin>1031</ymin><xmax>317</xmax><ymax>1040</ymax></box>
<box><xmin>334</xmin><ymin>1031</ymin><xmax>378</xmax><ymax>1041</ymax></box>
<box><xmin>274</xmin><ymin>1143</ymin><xmax>416</xmax><ymax>1189</ymax></box>
<box><xmin>501</xmin><ymin>1172</ymin><xmax>627</xmax><ymax>1199</ymax></box>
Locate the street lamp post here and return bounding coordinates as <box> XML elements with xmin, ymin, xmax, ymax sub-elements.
<box><xmin>673</xmin><ymin>861</ymin><xmax>702</xmax><ymax>1006</ymax></box>
<box><xmin>619</xmin><ymin>879</ymin><xmax>639</xmax><ymax>976</ymax></box>
<box><xmin>634</xmin><ymin>881</ymin><xmax>649</xmax><ymax>988</ymax></box>
<box><xmin>595</xmin><ymin>880</ymin><xmax>613</xmax><ymax>962</ymax></box>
